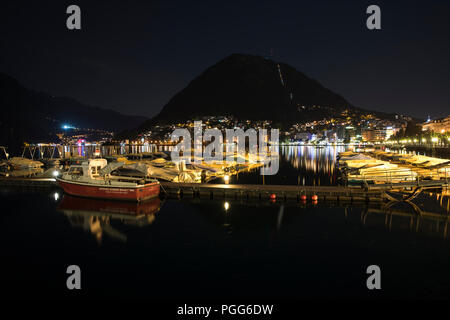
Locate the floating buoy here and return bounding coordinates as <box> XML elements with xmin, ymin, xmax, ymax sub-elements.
<box><xmin>300</xmin><ymin>195</ymin><xmax>307</xmax><ymax>201</ymax></box>
<box><xmin>270</xmin><ymin>193</ymin><xmax>276</xmax><ymax>200</ymax></box>
<box><xmin>311</xmin><ymin>195</ymin><xmax>318</xmax><ymax>201</ymax></box>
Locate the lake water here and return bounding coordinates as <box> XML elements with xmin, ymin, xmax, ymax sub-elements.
<box><xmin>1</xmin><ymin>145</ymin><xmax>450</xmax><ymax>300</ymax></box>
<box><xmin>227</xmin><ymin>145</ymin><xmax>345</xmax><ymax>186</ymax></box>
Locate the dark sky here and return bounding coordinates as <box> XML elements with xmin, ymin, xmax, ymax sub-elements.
<box><xmin>1</xmin><ymin>0</ymin><xmax>449</xmax><ymax>119</ymax></box>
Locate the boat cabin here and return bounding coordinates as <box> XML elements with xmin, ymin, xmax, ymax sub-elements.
<box><xmin>64</xmin><ymin>159</ymin><xmax>108</xmax><ymax>181</ymax></box>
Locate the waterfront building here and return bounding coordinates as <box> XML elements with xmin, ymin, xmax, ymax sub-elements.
<box><xmin>362</xmin><ymin>128</ymin><xmax>386</xmax><ymax>142</ymax></box>
<box><xmin>422</xmin><ymin>115</ymin><xmax>450</xmax><ymax>133</ymax></box>
<box><xmin>294</xmin><ymin>132</ymin><xmax>312</xmax><ymax>142</ymax></box>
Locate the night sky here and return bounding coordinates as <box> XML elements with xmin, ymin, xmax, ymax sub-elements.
<box><xmin>1</xmin><ymin>0</ymin><xmax>449</xmax><ymax>119</ymax></box>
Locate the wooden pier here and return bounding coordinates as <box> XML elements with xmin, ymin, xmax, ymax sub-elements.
<box><xmin>0</xmin><ymin>177</ymin><xmax>57</xmax><ymax>188</ymax></box>
<box><xmin>0</xmin><ymin>177</ymin><xmax>447</xmax><ymax>203</ymax></box>
<box><xmin>159</xmin><ymin>182</ymin><xmax>385</xmax><ymax>202</ymax></box>
<box><xmin>365</xmin><ymin>179</ymin><xmax>449</xmax><ymax>191</ymax></box>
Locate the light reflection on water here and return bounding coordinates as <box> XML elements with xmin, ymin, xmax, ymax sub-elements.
<box><xmin>57</xmin><ymin>195</ymin><xmax>161</xmax><ymax>245</ymax></box>
<box><xmin>229</xmin><ymin>145</ymin><xmax>348</xmax><ymax>185</ymax></box>
<box><xmin>2</xmin><ymin>185</ymin><xmax>450</xmax><ymax>299</ymax></box>
<box><xmin>73</xmin><ymin>144</ymin><xmax>349</xmax><ymax>186</ymax></box>
<box><xmin>281</xmin><ymin>146</ymin><xmax>345</xmax><ymax>183</ymax></box>
<box><xmin>47</xmin><ymin>188</ymin><xmax>450</xmax><ymax>246</ymax></box>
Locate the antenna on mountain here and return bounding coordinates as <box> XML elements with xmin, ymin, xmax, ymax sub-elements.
<box><xmin>265</xmin><ymin>48</ymin><xmax>274</xmax><ymax>60</ymax></box>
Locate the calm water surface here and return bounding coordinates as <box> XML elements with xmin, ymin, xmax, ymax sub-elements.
<box><xmin>1</xmin><ymin>146</ymin><xmax>450</xmax><ymax>300</ymax></box>
<box><xmin>228</xmin><ymin>146</ymin><xmax>344</xmax><ymax>186</ymax></box>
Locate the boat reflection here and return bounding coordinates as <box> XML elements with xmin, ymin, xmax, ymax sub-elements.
<box><xmin>57</xmin><ymin>195</ymin><xmax>162</xmax><ymax>244</ymax></box>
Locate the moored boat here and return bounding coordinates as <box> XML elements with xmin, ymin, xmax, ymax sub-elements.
<box><xmin>8</xmin><ymin>157</ymin><xmax>44</xmax><ymax>169</ymax></box>
<box><xmin>57</xmin><ymin>158</ymin><xmax>160</xmax><ymax>202</ymax></box>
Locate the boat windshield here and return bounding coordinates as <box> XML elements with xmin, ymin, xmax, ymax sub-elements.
<box><xmin>68</xmin><ymin>167</ymin><xmax>83</xmax><ymax>176</ymax></box>
<box><xmin>90</xmin><ymin>165</ymin><xmax>102</xmax><ymax>177</ymax></box>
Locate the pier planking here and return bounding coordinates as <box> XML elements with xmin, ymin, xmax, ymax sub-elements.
<box><xmin>0</xmin><ymin>177</ymin><xmax>447</xmax><ymax>203</ymax></box>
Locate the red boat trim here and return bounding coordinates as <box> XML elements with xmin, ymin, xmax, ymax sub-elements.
<box><xmin>56</xmin><ymin>177</ymin><xmax>158</xmax><ymax>188</ymax></box>
<box><xmin>56</xmin><ymin>178</ymin><xmax>160</xmax><ymax>202</ymax></box>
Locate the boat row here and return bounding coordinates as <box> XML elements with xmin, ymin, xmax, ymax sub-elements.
<box><xmin>338</xmin><ymin>151</ymin><xmax>418</xmax><ymax>184</ymax></box>
<box><xmin>338</xmin><ymin>150</ymin><xmax>450</xmax><ymax>185</ymax></box>
<box><xmin>56</xmin><ymin>150</ymin><xmax>271</xmax><ymax>201</ymax></box>
<box><xmin>1</xmin><ymin>148</ymin><xmax>268</xmax><ymax>181</ymax></box>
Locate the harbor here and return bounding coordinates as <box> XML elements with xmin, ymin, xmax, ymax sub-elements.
<box><xmin>1</xmin><ymin>143</ymin><xmax>450</xmax><ymax>301</ymax></box>
<box><xmin>2</xmin><ymin>183</ymin><xmax>450</xmax><ymax>300</ymax></box>
<box><xmin>1</xmin><ymin>144</ymin><xmax>449</xmax><ymax>204</ymax></box>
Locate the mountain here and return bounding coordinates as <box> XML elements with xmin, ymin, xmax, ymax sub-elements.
<box><xmin>0</xmin><ymin>73</ymin><xmax>147</xmax><ymax>151</ymax></box>
<box><xmin>137</xmin><ymin>53</ymin><xmax>396</xmax><ymax>132</ymax></box>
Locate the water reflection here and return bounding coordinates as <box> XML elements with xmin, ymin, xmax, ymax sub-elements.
<box><xmin>226</xmin><ymin>145</ymin><xmax>348</xmax><ymax>185</ymax></box>
<box><xmin>365</xmin><ymin>202</ymin><xmax>450</xmax><ymax>238</ymax></box>
<box><xmin>282</xmin><ymin>146</ymin><xmax>345</xmax><ymax>184</ymax></box>
<box><xmin>57</xmin><ymin>195</ymin><xmax>161</xmax><ymax>244</ymax></box>
<box><xmin>185</xmin><ymin>194</ymin><xmax>450</xmax><ymax>240</ymax></box>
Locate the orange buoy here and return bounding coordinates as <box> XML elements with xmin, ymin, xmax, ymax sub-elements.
<box><xmin>311</xmin><ymin>195</ymin><xmax>318</xmax><ymax>201</ymax></box>
<box><xmin>300</xmin><ymin>195</ymin><xmax>307</xmax><ymax>201</ymax></box>
<box><xmin>270</xmin><ymin>193</ymin><xmax>276</xmax><ymax>200</ymax></box>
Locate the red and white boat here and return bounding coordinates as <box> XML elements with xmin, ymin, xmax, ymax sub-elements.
<box><xmin>57</xmin><ymin>159</ymin><xmax>160</xmax><ymax>202</ymax></box>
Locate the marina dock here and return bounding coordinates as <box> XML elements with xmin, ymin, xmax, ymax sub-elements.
<box><xmin>1</xmin><ymin>176</ymin><xmax>447</xmax><ymax>203</ymax></box>
<box><xmin>159</xmin><ymin>182</ymin><xmax>385</xmax><ymax>202</ymax></box>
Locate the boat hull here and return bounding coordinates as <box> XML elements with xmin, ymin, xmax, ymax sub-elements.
<box><xmin>57</xmin><ymin>178</ymin><xmax>160</xmax><ymax>202</ymax></box>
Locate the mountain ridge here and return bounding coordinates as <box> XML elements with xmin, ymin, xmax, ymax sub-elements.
<box><xmin>135</xmin><ymin>53</ymin><xmax>398</xmax><ymax>133</ymax></box>
<box><xmin>0</xmin><ymin>72</ymin><xmax>147</xmax><ymax>152</ymax></box>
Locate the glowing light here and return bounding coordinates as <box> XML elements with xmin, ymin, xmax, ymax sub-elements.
<box><xmin>431</xmin><ymin>137</ymin><xmax>439</xmax><ymax>143</ymax></box>
<box><xmin>223</xmin><ymin>175</ymin><xmax>230</xmax><ymax>184</ymax></box>
<box><xmin>53</xmin><ymin>192</ymin><xmax>60</xmax><ymax>201</ymax></box>
<box><xmin>224</xmin><ymin>202</ymin><xmax>230</xmax><ymax>211</ymax></box>
<box><xmin>52</xmin><ymin>170</ymin><xmax>59</xmax><ymax>177</ymax></box>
